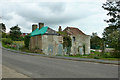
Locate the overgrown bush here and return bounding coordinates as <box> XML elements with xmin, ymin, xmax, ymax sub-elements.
<box><xmin>94</xmin><ymin>56</ymin><xmax>100</xmax><ymax>59</ymax></box>
<box><xmin>17</xmin><ymin>37</ymin><xmax>24</xmax><ymax>41</ymax></box>
<box><xmin>11</xmin><ymin>36</ymin><xmax>24</xmax><ymax>41</ymax></box>
<box><xmin>100</xmin><ymin>53</ymin><xmax>111</xmax><ymax>58</ymax></box>
<box><xmin>2</xmin><ymin>32</ymin><xmax>7</xmax><ymax>38</ymax></box>
<box><xmin>110</xmin><ymin>51</ymin><xmax>120</xmax><ymax>58</ymax></box>
<box><xmin>2</xmin><ymin>38</ymin><xmax>13</xmax><ymax>45</ymax></box>
<box><xmin>63</xmin><ymin>36</ymin><xmax>72</xmax><ymax>55</ymax></box>
<box><xmin>24</xmin><ymin>35</ymin><xmax>30</xmax><ymax>48</ymax></box>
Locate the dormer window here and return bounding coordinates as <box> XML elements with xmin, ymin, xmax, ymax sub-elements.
<box><xmin>73</xmin><ymin>37</ymin><xmax>75</xmax><ymax>42</ymax></box>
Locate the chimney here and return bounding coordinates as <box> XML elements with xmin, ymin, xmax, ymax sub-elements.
<box><xmin>58</xmin><ymin>26</ymin><xmax>62</xmax><ymax>32</ymax></box>
<box><xmin>32</xmin><ymin>24</ymin><xmax>37</xmax><ymax>32</ymax></box>
<box><xmin>39</xmin><ymin>23</ymin><xmax>44</xmax><ymax>30</ymax></box>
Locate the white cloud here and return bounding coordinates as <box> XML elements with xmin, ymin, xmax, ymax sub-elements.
<box><xmin>1</xmin><ymin>0</ymin><xmax>108</xmax><ymax>37</ymax></box>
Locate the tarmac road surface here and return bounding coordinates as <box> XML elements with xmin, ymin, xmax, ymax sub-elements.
<box><xmin>2</xmin><ymin>49</ymin><xmax>118</xmax><ymax>78</ymax></box>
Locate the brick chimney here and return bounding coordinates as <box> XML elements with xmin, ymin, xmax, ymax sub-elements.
<box><xmin>39</xmin><ymin>23</ymin><xmax>44</xmax><ymax>30</ymax></box>
<box><xmin>32</xmin><ymin>24</ymin><xmax>38</xmax><ymax>32</ymax></box>
<box><xmin>58</xmin><ymin>26</ymin><xmax>62</xmax><ymax>31</ymax></box>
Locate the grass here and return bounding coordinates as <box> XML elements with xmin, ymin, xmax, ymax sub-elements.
<box><xmin>2</xmin><ymin>40</ymin><xmax>25</xmax><ymax>51</ymax></box>
<box><xmin>2</xmin><ymin>42</ymin><xmax>18</xmax><ymax>50</ymax></box>
<box><xmin>2</xmin><ymin>39</ymin><xmax>44</xmax><ymax>55</ymax></box>
<box><xmin>99</xmin><ymin>58</ymin><xmax>120</xmax><ymax>61</ymax></box>
<box><xmin>13</xmin><ymin>41</ymin><xmax>24</xmax><ymax>46</ymax></box>
<box><xmin>63</xmin><ymin>52</ymin><xmax>120</xmax><ymax>61</ymax></box>
<box><xmin>20</xmin><ymin>46</ymin><xmax>45</xmax><ymax>55</ymax></box>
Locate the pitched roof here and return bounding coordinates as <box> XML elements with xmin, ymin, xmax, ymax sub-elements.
<box><xmin>63</xmin><ymin>27</ymin><xmax>86</xmax><ymax>35</ymax></box>
<box><xmin>30</xmin><ymin>26</ymin><xmax>48</xmax><ymax>37</ymax></box>
<box><xmin>44</xmin><ymin>27</ymin><xmax>58</xmax><ymax>35</ymax></box>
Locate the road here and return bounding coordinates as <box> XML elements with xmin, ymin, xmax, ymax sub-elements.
<box><xmin>2</xmin><ymin>65</ymin><xmax>29</xmax><ymax>78</ymax></box>
<box><xmin>2</xmin><ymin>49</ymin><xmax>118</xmax><ymax>78</ymax></box>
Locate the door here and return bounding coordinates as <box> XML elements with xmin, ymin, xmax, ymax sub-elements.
<box><xmin>58</xmin><ymin>44</ymin><xmax>63</xmax><ymax>55</ymax></box>
<box><xmin>79</xmin><ymin>46</ymin><xmax>83</xmax><ymax>55</ymax></box>
<box><xmin>48</xmin><ymin>44</ymin><xmax>53</xmax><ymax>55</ymax></box>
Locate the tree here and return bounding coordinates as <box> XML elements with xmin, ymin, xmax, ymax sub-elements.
<box><xmin>102</xmin><ymin>1</ymin><xmax>120</xmax><ymax>51</ymax></box>
<box><xmin>10</xmin><ymin>25</ymin><xmax>22</xmax><ymax>41</ymax></box>
<box><xmin>63</xmin><ymin>36</ymin><xmax>72</xmax><ymax>55</ymax></box>
<box><xmin>107</xmin><ymin>30</ymin><xmax>120</xmax><ymax>50</ymax></box>
<box><xmin>92</xmin><ymin>32</ymin><xmax>97</xmax><ymax>37</ymax></box>
<box><xmin>102</xmin><ymin>1</ymin><xmax>120</xmax><ymax>27</ymax></box>
<box><xmin>24</xmin><ymin>35</ymin><xmax>30</xmax><ymax>48</ymax></box>
<box><xmin>0</xmin><ymin>23</ymin><xmax>7</xmax><ymax>38</ymax></box>
<box><xmin>2</xmin><ymin>32</ymin><xmax>7</xmax><ymax>38</ymax></box>
<box><xmin>63</xmin><ymin>36</ymin><xmax>72</xmax><ymax>48</ymax></box>
<box><xmin>90</xmin><ymin>33</ymin><xmax>103</xmax><ymax>49</ymax></box>
<box><xmin>0</xmin><ymin>23</ymin><xmax>6</xmax><ymax>32</ymax></box>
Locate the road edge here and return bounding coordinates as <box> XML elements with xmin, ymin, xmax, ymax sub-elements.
<box><xmin>2</xmin><ymin>47</ymin><xmax>120</xmax><ymax>65</ymax></box>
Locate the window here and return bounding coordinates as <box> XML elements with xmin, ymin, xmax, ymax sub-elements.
<box><xmin>73</xmin><ymin>37</ymin><xmax>75</xmax><ymax>42</ymax></box>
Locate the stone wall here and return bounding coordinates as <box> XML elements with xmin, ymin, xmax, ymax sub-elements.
<box><xmin>29</xmin><ymin>36</ymin><xmax>35</xmax><ymax>50</ymax></box>
<box><xmin>42</xmin><ymin>35</ymin><xmax>63</xmax><ymax>55</ymax></box>
<box><xmin>29</xmin><ymin>35</ymin><xmax>42</xmax><ymax>52</ymax></box>
<box><xmin>70</xmin><ymin>34</ymin><xmax>90</xmax><ymax>55</ymax></box>
<box><xmin>30</xmin><ymin>35</ymin><xmax>63</xmax><ymax>55</ymax></box>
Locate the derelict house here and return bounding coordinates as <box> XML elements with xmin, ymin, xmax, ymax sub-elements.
<box><xmin>63</xmin><ymin>27</ymin><xmax>90</xmax><ymax>55</ymax></box>
<box><xmin>29</xmin><ymin>23</ymin><xmax>63</xmax><ymax>55</ymax></box>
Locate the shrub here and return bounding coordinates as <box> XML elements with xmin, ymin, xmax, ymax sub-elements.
<box><xmin>110</xmin><ymin>51</ymin><xmax>120</xmax><ymax>58</ymax></box>
<box><xmin>16</xmin><ymin>37</ymin><xmax>24</xmax><ymax>41</ymax></box>
<box><xmin>2</xmin><ymin>38</ymin><xmax>13</xmax><ymax>45</ymax></box>
<box><xmin>76</xmin><ymin>54</ymin><xmax>82</xmax><ymax>56</ymax></box>
<box><xmin>2</xmin><ymin>32</ymin><xmax>7</xmax><ymax>38</ymax></box>
<box><xmin>94</xmin><ymin>51</ymin><xmax>100</xmax><ymax>54</ymax></box>
<box><xmin>94</xmin><ymin>56</ymin><xmax>100</xmax><ymax>59</ymax></box>
<box><xmin>24</xmin><ymin>35</ymin><xmax>30</xmax><ymax>48</ymax></box>
<box><xmin>101</xmin><ymin>53</ymin><xmax>111</xmax><ymax>58</ymax></box>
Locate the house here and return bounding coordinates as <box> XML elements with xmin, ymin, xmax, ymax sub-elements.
<box><xmin>63</xmin><ymin>27</ymin><xmax>90</xmax><ymax>55</ymax></box>
<box><xmin>29</xmin><ymin>23</ymin><xmax>63</xmax><ymax>55</ymax></box>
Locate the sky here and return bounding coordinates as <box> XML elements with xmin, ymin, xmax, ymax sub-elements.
<box><xmin>0</xmin><ymin>0</ymin><xmax>109</xmax><ymax>37</ymax></box>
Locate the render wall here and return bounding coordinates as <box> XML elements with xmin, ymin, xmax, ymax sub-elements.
<box><xmin>29</xmin><ymin>35</ymin><xmax>42</xmax><ymax>51</ymax></box>
<box><xmin>42</xmin><ymin>35</ymin><xmax>63</xmax><ymax>55</ymax></box>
